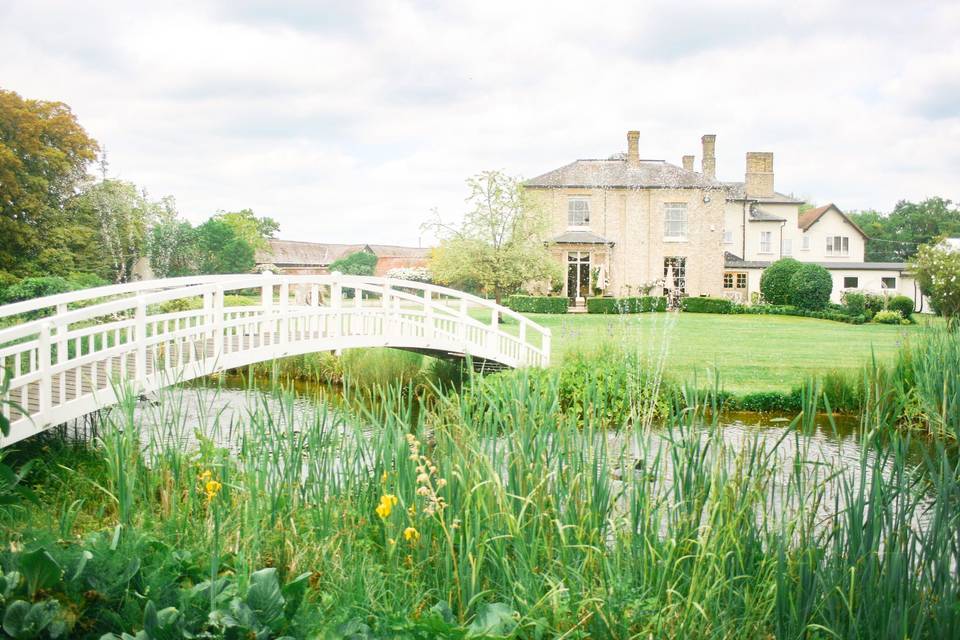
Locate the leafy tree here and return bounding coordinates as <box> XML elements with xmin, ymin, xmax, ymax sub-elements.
<box><xmin>789</xmin><ymin>263</ymin><xmax>833</xmax><ymax>310</ymax></box>
<box><xmin>329</xmin><ymin>251</ymin><xmax>378</xmax><ymax>276</ymax></box>
<box><xmin>423</xmin><ymin>171</ymin><xmax>560</xmax><ymax>303</ymax></box>
<box><xmin>194</xmin><ymin>219</ymin><xmax>255</xmax><ymax>274</ymax></box>
<box><xmin>0</xmin><ymin>89</ymin><xmax>99</xmax><ymax>275</ymax></box>
<box><xmin>214</xmin><ymin>209</ymin><xmax>279</xmax><ymax>251</ymax></box>
<box><xmin>849</xmin><ymin>198</ymin><xmax>960</xmax><ymax>262</ymax></box>
<box><xmin>911</xmin><ymin>241</ymin><xmax>960</xmax><ymax>325</ymax></box>
<box><xmin>148</xmin><ymin>207</ymin><xmax>196</xmax><ymax>278</ymax></box>
<box><xmin>69</xmin><ymin>180</ymin><xmax>161</xmax><ymax>283</ymax></box>
<box><xmin>760</xmin><ymin>258</ymin><xmax>802</xmax><ymax>305</ymax></box>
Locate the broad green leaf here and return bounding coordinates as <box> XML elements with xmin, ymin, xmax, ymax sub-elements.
<box><xmin>3</xmin><ymin>599</ymin><xmax>59</xmax><ymax>639</ymax></box>
<box><xmin>280</xmin><ymin>572</ymin><xmax>311</xmax><ymax>620</ymax></box>
<box><xmin>466</xmin><ymin>603</ymin><xmax>518</xmax><ymax>638</ymax></box>
<box><xmin>19</xmin><ymin>549</ymin><xmax>62</xmax><ymax>598</ymax></box>
<box><xmin>245</xmin><ymin>568</ymin><xmax>284</xmax><ymax>630</ymax></box>
<box><xmin>430</xmin><ymin>601</ymin><xmax>456</xmax><ymax>624</ymax></box>
<box><xmin>143</xmin><ymin>600</ymin><xmax>183</xmax><ymax>640</ymax></box>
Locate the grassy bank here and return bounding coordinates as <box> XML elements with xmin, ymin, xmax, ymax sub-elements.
<box><xmin>506</xmin><ymin>311</ymin><xmax>927</xmax><ymax>393</ymax></box>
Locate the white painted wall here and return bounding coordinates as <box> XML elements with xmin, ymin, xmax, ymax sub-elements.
<box><xmin>798</xmin><ymin>206</ymin><xmax>866</xmax><ymax>262</ymax></box>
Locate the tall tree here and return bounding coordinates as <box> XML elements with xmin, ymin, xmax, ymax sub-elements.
<box><xmin>423</xmin><ymin>171</ymin><xmax>560</xmax><ymax>303</ymax></box>
<box><xmin>213</xmin><ymin>209</ymin><xmax>280</xmax><ymax>251</ymax></box>
<box><xmin>69</xmin><ymin>180</ymin><xmax>155</xmax><ymax>283</ymax></box>
<box><xmin>148</xmin><ymin>201</ymin><xmax>196</xmax><ymax>278</ymax></box>
<box><xmin>194</xmin><ymin>219</ymin><xmax>255</xmax><ymax>274</ymax></box>
<box><xmin>849</xmin><ymin>197</ymin><xmax>960</xmax><ymax>261</ymax></box>
<box><xmin>0</xmin><ymin>89</ymin><xmax>99</xmax><ymax>274</ymax></box>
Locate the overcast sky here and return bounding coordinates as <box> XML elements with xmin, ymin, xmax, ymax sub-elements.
<box><xmin>2</xmin><ymin>0</ymin><xmax>958</xmax><ymax>245</ymax></box>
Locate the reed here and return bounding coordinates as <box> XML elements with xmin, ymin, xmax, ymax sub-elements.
<box><xmin>1</xmin><ymin>335</ymin><xmax>958</xmax><ymax>637</ymax></box>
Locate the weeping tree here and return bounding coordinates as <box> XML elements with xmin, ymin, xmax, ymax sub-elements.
<box><xmin>423</xmin><ymin>171</ymin><xmax>559</xmax><ymax>304</ymax></box>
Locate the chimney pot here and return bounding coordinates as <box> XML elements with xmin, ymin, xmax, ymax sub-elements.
<box><xmin>682</xmin><ymin>155</ymin><xmax>694</xmax><ymax>171</ymax></box>
<box><xmin>626</xmin><ymin>130</ymin><xmax>640</xmax><ymax>167</ymax></box>
<box><xmin>701</xmin><ymin>134</ymin><xmax>716</xmax><ymax>179</ymax></box>
<box><xmin>744</xmin><ymin>151</ymin><xmax>775</xmax><ymax>198</ymax></box>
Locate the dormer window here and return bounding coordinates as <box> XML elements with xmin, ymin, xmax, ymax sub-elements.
<box><xmin>567</xmin><ymin>198</ymin><xmax>590</xmax><ymax>227</ymax></box>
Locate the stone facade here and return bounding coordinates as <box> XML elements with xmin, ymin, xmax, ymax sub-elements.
<box><xmin>528</xmin><ymin>186</ymin><xmax>725</xmax><ymax>298</ymax></box>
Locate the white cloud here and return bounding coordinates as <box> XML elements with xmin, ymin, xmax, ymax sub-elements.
<box><xmin>0</xmin><ymin>0</ymin><xmax>957</xmax><ymax>244</ymax></box>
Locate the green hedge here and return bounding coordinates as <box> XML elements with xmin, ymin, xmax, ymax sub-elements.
<box><xmin>504</xmin><ymin>295</ymin><xmax>568</xmax><ymax>314</ymax></box>
<box><xmin>586</xmin><ymin>296</ymin><xmax>667</xmax><ymax>314</ymax></box>
<box><xmin>681</xmin><ymin>297</ymin><xmax>734</xmax><ymax>314</ymax></box>
<box><xmin>732</xmin><ymin>304</ymin><xmax>865</xmax><ymax>324</ymax></box>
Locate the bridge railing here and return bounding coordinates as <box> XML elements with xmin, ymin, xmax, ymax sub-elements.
<box><xmin>0</xmin><ymin>273</ymin><xmax>551</xmax><ymax>444</ymax></box>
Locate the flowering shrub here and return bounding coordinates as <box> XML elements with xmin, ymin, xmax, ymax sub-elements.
<box><xmin>385</xmin><ymin>266</ymin><xmax>432</xmax><ymax>283</ymax></box>
<box><xmin>911</xmin><ymin>242</ymin><xmax>960</xmax><ymax>324</ymax></box>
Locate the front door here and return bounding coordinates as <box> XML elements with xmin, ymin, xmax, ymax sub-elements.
<box><xmin>567</xmin><ymin>251</ymin><xmax>591</xmax><ymax>299</ymax></box>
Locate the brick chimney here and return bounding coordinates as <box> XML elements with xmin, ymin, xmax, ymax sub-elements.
<box><xmin>744</xmin><ymin>152</ymin><xmax>774</xmax><ymax>198</ymax></box>
<box><xmin>682</xmin><ymin>155</ymin><xmax>694</xmax><ymax>171</ymax></box>
<box><xmin>626</xmin><ymin>130</ymin><xmax>640</xmax><ymax>167</ymax></box>
<box><xmin>701</xmin><ymin>134</ymin><xmax>716</xmax><ymax>178</ymax></box>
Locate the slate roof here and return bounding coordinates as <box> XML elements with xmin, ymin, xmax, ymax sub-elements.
<box><xmin>723</xmin><ymin>182</ymin><xmax>804</xmax><ymax>203</ymax></box>
<box><xmin>525</xmin><ymin>158</ymin><xmax>723</xmax><ymax>190</ymax></box>
<box><xmin>723</xmin><ymin>252</ymin><xmax>908</xmax><ymax>271</ymax></box>
<box><xmin>749</xmin><ymin>207</ymin><xmax>786</xmax><ymax>222</ymax></box>
<box><xmin>551</xmin><ymin>230</ymin><xmax>614</xmax><ymax>244</ymax></box>
<box><xmin>723</xmin><ymin>252</ymin><xmax>770</xmax><ymax>269</ymax></box>
<box><xmin>797</xmin><ymin>203</ymin><xmax>867</xmax><ymax>239</ymax></box>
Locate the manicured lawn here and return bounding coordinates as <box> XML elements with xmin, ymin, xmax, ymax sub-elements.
<box><xmin>506</xmin><ymin>312</ymin><xmax>931</xmax><ymax>393</ymax></box>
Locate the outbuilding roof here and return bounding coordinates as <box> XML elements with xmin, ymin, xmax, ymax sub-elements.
<box><xmin>255</xmin><ymin>240</ymin><xmax>429</xmax><ymax>267</ymax></box>
<box><xmin>723</xmin><ymin>252</ymin><xmax>908</xmax><ymax>272</ymax></box>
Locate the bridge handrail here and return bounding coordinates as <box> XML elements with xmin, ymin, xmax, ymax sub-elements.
<box><xmin>0</xmin><ymin>273</ymin><xmax>550</xmax><ymax>343</ymax></box>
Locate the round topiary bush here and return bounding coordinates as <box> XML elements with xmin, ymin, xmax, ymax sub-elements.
<box><xmin>887</xmin><ymin>295</ymin><xmax>914</xmax><ymax>321</ymax></box>
<box><xmin>760</xmin><ymin>258</ymin><xmax>803</xmax><ymax>306</ymax></box>
<box><xmin>789</xmin><ymin>263</ymin><xmax>833</xmax><ymax>310</ymax></box>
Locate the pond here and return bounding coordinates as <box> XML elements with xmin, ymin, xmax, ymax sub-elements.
<box><xmin>56</xmin><ymin>374</ymin><xmax>937</xmax><ymax>539</ymax></box>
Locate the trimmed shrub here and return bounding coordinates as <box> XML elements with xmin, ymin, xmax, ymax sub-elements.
<box><xmin>873</xmin><ymin>309</ymin><xmax>904</xmax><ymax>325</ymax></box>
<box><xmin>760</xmin><ymin>258</ymin><xmax>803</xmax><ymax>305</ymax></box>
<box><xmin>587</xmin><ymin>296</ymin><xmax>666</xmax><ymax>314</ymax></box>
<box><xmin>505</xmin><ymin>295</ymin><xmax>568</xmax><ymax>314</ymax></box>
<box><xmin>842</xmin><ymin>291</ymin><xmax>866</xmax><ymax>316</ymax></box>
<box><xmin>682</xmin><ymin>296</ymin><xmax>734</xmax><ymax>314</ymax></box>
<box><xmin>887</xmin><ymin>295</ymin><xmax>915</xmax><ymax>321</ymax></box>
<box><xmin>733</xmin><ymin>304</ymin><xmax>865</xmax><ymax>324</ymax></box>
<box><xmin>789</xmin><ymin>263</ymin><xmax>833</xmax><ymax>310</ymax></box>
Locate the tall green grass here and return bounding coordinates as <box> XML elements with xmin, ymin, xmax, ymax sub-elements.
<box><xmin>3</xmin><ymin>347</ymin><xmax>959</xmax><ymax>637</ymax></box>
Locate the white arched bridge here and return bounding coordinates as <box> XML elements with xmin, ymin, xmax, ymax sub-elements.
<box><xmin>0</xmin><ymin>274</ymin><xmax>551</xmax><ymax>446</ymax></box>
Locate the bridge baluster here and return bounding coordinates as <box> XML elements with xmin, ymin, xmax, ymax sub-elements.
<box><xmin>38</xmin><ymin>322</ymin><xmax>52</xmax><ymax>418</ymax></box>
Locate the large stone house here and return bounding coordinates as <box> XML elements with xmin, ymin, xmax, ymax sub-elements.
<box><xmin>526</xmin><ymin>131</ymin><xmax>926</xmax><ymax>310</ymax></box>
